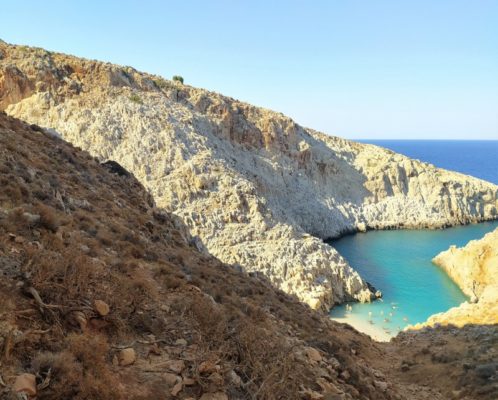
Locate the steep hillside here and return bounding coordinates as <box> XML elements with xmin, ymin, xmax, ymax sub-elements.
<box><xmin>2</xmin><ymin>111</ymin><xmax>497</xmax><ymax>400</ymax></box>
<box><xmin>0</xmin><ymin>112</ymin><xmax>396</xmax><ymax>399</ymax></box>
<box><xmin>1</xmin><ymin>41</ymin><xmax>497</xmax><ymax>311</ymax></box>
<box><xmin>413</xmin><ymin>228</ymin><xmax>498</xmax><ymax>328</ymax></box>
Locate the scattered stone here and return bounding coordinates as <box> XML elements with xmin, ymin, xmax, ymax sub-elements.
<box><xmin>175</xmin><ymin>338</ymin><xmax>187</xmax><ymax>346</ymax></box>
<box><xmin>374</xmin><ymin>380</ymin><xmax>388</xmax><ymax>392</ymax></box>
<box><xmin>227</xmin><ymin>370</ymin><xmax>242</xmax><ymax>387</ymax></box>
<box><xmin>94</xmin><ymin>299</ymin><xmax>110</xmax><ymax>316</ymax></box>
<box><xmin>305</xmin><ymin>347</ymin><xmax>322</xmax><ymax>363</ymax></box>
<box><xmin>183</xmin><ymin>377</ymin><xmax>196</xmax><ymax>386</ymax></box>
<box><xmin>164</xmin><ymin>373</ymin><xmax>180</xmax><ymax>386</ymax></box>
<box><xmin>340</xmin><ymin>370</ymin><xmax>350</xmax><ymax>381</ymax></box>
<box><xmin>198</xmin><ymin>360</ymin><xmax>219</xmax><ymax>374</ymax></box>
<box><xmin>171</xmin><ymin>381</ymin><xmax>183</xmax><ymax>396</ymax></box>
<box><xmin>13</xmin><ymin>373</ymin><xmax>37</xmax><ymax>396</ymax></box>
<box><xmin>118</xmin><ymin>348</ymin><xmax>136</xmax><ymax>366</ymax></box>
<box><xmin>160</xmin><ymin>304</ymin><xmax>170</xmax><ymax>312</ymax></box>
<box><xmin>72</xmin><ymin>311</ymin><xmax>87</xmax><ymax>331</ymax></box>
<box><xmin>22</xmin><ymin>212</ymin><xmax>40</xmax><ymax>225</ymax></box>
<box><xmin>316</xmin><ymin>377</ymin><xmax>341</xmax><ymax>394</ymax></box>
<box><xmin>328</xmin><ymin>357</ymin><xmax>341</xmax><ymax>370</ymax></box>
<box><xmin>164</xmin><ymin>360</ymin><xmax>185</xmax><ymax>374</ymax></box>
<box><xmin>208</xmin><ymin>372</ymin><xmax>223</xmax><ymax>386</ymax></box>
<box><xmin>14</xmin><ymin>236</ymin><xmax>25</xmax><ymax>244</ymax></box>
<box><xmin>303</xmin><ymin>389</ymin><xmax>323</xmax><ymax>400</ymax></box>
<box><xmin>199</xmin><ymin>392</ymin><xmax>228</xmax><ymax>400</ymax></box>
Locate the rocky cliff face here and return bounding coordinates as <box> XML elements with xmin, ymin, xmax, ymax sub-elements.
<box><xmin>413</xmin><ymin>228</ymin><xmax>498</xmax><ymax>328</ymax></box>
<box><xmin>1</xmin><ymin>41</ymin><xmax>497</xmax><ymax>310</ymax></box>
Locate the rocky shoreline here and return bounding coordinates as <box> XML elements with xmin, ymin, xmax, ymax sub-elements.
<box><xmin>410</xmin><ymin>227</ymin><xmax>498</xmax><ymax>329</ymax></box>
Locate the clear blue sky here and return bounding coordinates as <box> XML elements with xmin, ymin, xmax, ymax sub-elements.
<box><xmin>2</xmin><ymin>1</ymin><xmax>498</xmax><ymax>139</ymax></box>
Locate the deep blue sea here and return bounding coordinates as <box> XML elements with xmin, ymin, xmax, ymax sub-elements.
<box><xmin>363</xmin><ymin>140</ymin><xmax>498</xmax><ymax>185</ymax></box>
<box><xmin>329</xmin><ymin>140</ymin><xmax>498</xmax><ymax>338</ymax></box>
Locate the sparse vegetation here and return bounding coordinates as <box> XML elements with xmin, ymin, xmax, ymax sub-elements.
<box><xmin>172</xmin><ymin>75</ymin><xmax>184</xmax><ymax>84</ymax></box>
<box><xmin>128</xmin><ymin>93</ymin><xmax>143</xmax><ymax>104</ymax></box>
<box><xmin>153</xmin><ymin>77</ymin><xmax>172</xmax><ymax>90</ymax></box>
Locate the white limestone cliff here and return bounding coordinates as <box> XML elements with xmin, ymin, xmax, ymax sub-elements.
<box><xmin>1</xmin><ymin>42</ymin><xmax>497</xmax><ymax>310</ymax></box>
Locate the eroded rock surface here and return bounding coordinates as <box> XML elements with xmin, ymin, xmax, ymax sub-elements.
<box><xmin>1</xmin><ymin>41</ymin><xmax>497</xmax><ymax>309</ymax></box>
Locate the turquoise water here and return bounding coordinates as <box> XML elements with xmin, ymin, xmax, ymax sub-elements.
<box><xmin>328</xmin><ymin>220</ymin><xmax>498</xmax><ymax>335</ymax></box>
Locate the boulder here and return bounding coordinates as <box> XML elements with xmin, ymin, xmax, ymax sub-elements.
<box><xmin>94</xmin><ymin>299</ymin><xmax>110</xmax><ymax>316</ymax></box>
<box><xmin>118</xmin><ymin>348</ymin><xmax>136</xmax><ymax>366</ymax></box>
<box><xmin>163</xmin><ymin>372</ymin><xmax>180</xmax><ymax>386</ymax></box>
<box><xmin>13</xmin><ymin>373</ymin><xmax>37</xmax><ymax>396</ymax></box>
<box><xmin>305</xmin><ymin>347</ymin><xmax>322</xmax><ymax>363</ymax></box>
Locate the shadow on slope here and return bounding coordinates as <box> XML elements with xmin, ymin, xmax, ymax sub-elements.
<box><xmin>388</xmin><ymin>323</ymin><xmax>498</xmax><ymax>400</ymax></box>
<box><xmin>0</xmin><ymin>113</ymin><xmax>395</xmax><ymax>399</ymax></box>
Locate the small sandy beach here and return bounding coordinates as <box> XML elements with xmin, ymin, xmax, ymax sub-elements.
<box><xmin>332</xmin><ymin>314</ymin><xmax>394</xmax><ymax>342</ymax></box>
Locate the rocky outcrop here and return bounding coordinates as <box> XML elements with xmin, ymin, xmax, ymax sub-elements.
<box><xmin>433</xmin><ymin>228</ymin><xmax>498</xmax><ymax>302</ymax></box>
<box><xmin>1</xmin><ymin>41</ymin><xmax>497</xmax><ymax>310</ymax></box>
<box><xmin>413</xmin><ymin>228</ymin><xmax>498</xmax><ymax>328</ymax></box>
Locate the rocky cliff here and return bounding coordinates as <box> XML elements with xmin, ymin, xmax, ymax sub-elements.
<box><xmin>414</xmin><ymin>228</ymin><xmax>498</xmax><ymax>327</ymax></box>
<box><xmin>1</xmin><ymin>41</ymin><xmax>497</xmax><ymax>310</ymax></box>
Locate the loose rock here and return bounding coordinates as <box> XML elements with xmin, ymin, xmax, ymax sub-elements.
<box><xmin>164</xmin><ymin>360</ymin><xmax>185</xmax><ymax>374</ymax></box>
<box><xmin>13</xmin><ymin>373</ymin><xmax>37</xmax><ymax>396</ymax></box>
<box><xmin>94</xmin><ymin>299</ymin><xmax>110</xmax><ymax>316</ymax></box>
<box><xmin>118</xmin><ymin>348</ymin><xmax>136</xmax><ymax>366</ymax></box>
<box><xmin>199</xmin><ymin>393</ymin><xmax>228</xmax><ymax>400</ymax></box>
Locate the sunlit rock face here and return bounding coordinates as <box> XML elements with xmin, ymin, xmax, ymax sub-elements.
<box><xmin>1</xmin><ymin>41</ymin><xmax>497</xmax><ymax>310</ymax></box>
<box><xmin>413</xmin><ymin>228</ymin><xmax>498</xmax><ymax>328</ymax></box>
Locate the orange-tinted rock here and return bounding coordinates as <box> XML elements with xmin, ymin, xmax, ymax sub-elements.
<box><xmin>94</xmin><ymin>299</ymin><xmax>110</xmax><ymax>316</ymax></box>
<box><xmin>118</xmin><ymin>348</ymin><xmax>136</xmax><ymax>366</ymax></box>
<box><xmin>13</xmin><ymin>373</ymin><xmax>37</xmax><ymax>396</ymax></box>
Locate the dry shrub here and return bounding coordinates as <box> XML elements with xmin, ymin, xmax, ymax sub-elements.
<box><xmin>189</xmin><ymin>296</ymin><xmax>229</xmax><ymax>347</ymax></box>
<box><xmin>155</xmin><ymin>263</ymin><xmax>186</xmax><ymax>289</ymax></box>
<box><xmin>234</xmin><ymin>322</ymin><xmax>303</xmax><ymax>399</ymax></box>
<box><xmin>163</xmin><ymin>275</ymin><xmax>184</xmax><ymax>289</ymax></box>
<box><xmin>97</xmin><ymin>228</ymin><xmax>113</xmax><ymax>246</ymax></box>
<box><xmin>122</xmin><ymin>242</ymin><xmax>144</xmax><ymax>259</ymax></box>
<box><xmin>27</xmin><ymin>250</ymin><xmax>101</xmax><ymax>301</ymax></box>
<box><xmin>35</xmin><ymin>203</ymin><xmax>61</xmax><ymax>232</ymax></box>
<box><xmin>0</xmin><ymin>179</ymin><xmax>23</xmax><ymax>207</ymax></box>
<box><xmin>32</xmin><ymin>334</ymin><xmax>122</xmax><ymax>400</ymax></box>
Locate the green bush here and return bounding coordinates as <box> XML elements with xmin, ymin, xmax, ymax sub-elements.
<box><xmin>128</xmin><ymin>94</ymin><xmax>143</xmax><ymax>104</ymax></box>
<box><xmin>153</xmin><ymin>78</ymin><xmax>171</xmax><ymax>90</ymax></box>
<box><xmin>172</xmin><ymin>75</ymin><xmax>184</xmax><ymax>84</ymax></box>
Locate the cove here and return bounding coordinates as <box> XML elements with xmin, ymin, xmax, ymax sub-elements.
<box><xmin>328</xmin><ymin>220</ymin><xmax>498</xmax><ymax>341</ymax></box>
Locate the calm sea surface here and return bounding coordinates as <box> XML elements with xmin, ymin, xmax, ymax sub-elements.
<box><xmin>363</xmin><ymin>140</ymin><xmax>498</xmax><ymax>185</ymax></box>
<box><xmin>329</xmin><ymin>140</ymin><xmax>498</xmax><ymax>337</ymax></box>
